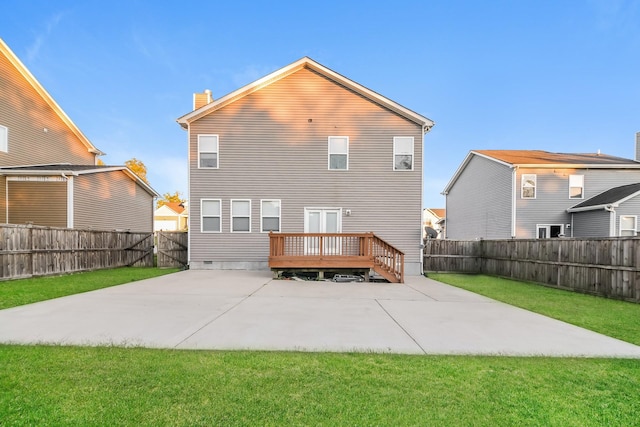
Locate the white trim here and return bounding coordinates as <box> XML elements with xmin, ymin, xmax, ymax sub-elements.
<box><xmin>201</xmin><ymin>198</ymin><xmax>222</xmax><ymax>233</ymax></box>
<box><xmin>0</xmin><ymin>125</ymin><xmax>7</xmax><ymax>152</ymax></box>
<box><xmin>393</xmin><ymin>136</ymin><xmax>414</xmax><ymax>171</ymax></box>
<box><xmin>260</xmin><ymin>199</ymin><xmax>281</xmax><ymax>233</ymax></box>
<box><xmin>328</xmin><ymin>136</ymin><xmax>349</xmax><ymax>170</ymax></box>
<box><xmin>521</xmin><ymin>174</ymin><xmax>537</xmax><ymax>199</ymax></box>
<box><xmin>230</xmin><ymin>199</ymin><xmax>251</xmax><ymax>233</ymax></box>
<box><xmin>198</xmin><ymin>134</ymin><xmax>219</xmax><ymax>169</ymax></box>
<box><xmin>66</xmin><ymin>176</ymin><xmax>73</xmax><ymax>228</ymax></box>
<box><xmin>511</xmin><ymin>168</ymin><xmax>517</xmax><ymax>237</ymax></box>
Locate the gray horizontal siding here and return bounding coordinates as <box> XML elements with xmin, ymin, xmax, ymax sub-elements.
<box><xmin>445</xmin><ymin>155</ymin><xmax>513</xmax><ymax>239</ymax></box>
<box><xmin>615</xmin><ymin>196</ymin><xmax>640</xmax><ymax>236</ymax></box>
<box><xmin>571</xmin><ymin>210</ymin><xmax>611</xmax><ymax>237</ymax></box>
<box><xmin>188</xmin><ymin>67</ymin><xmax>424</xmax><ymax>273</ymax></box>
<box><xmin>516</xmin><ymin>168</ymin><xmax>640</xmax><ymax>238</ymax></box>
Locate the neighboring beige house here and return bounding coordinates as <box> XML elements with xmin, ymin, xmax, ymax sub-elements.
<box><xmin>423</xmin><ymin>208</ymin><xmax>445</xmax><ymax>239</ymax></box>
<box><xmin>0</xmin><ymin>38</ymin><xmax>158</xmax><ymax>231</ymax></box>
<box><xmin>177</xmin><ymin>57</ymin><xmax>434</xmax><ymax>276</ymax></box>
<box><xmin>154</xmin><ymin>201</ymin><xmax>188</xmax><ymax>231</ymax></box>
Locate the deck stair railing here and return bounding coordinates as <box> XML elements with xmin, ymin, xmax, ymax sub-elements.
<box><xmin>268</xmin><ymin>232</ymin><xmax>404</xmax><ymax>283</ymax></box>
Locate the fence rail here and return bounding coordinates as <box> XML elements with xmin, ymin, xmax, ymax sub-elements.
<box><xmin>424</xmin><ymin>238</ymin><xmax>640</xmax><ymax>303</ymax></box>
<box><xmin>0</xmin><ymin>224</ymin><xmax>154</xmax><ymax>280</ymax></box>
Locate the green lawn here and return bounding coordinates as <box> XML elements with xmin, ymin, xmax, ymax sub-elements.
<box><xmin>427</xmin><ymin>273</ymin><xmax>640</xmax><ymax>346</ymax></box>
<box><xmin>0</xmin><ymin>267</ymin><xmax>180</xmax><ymax>309</ymax></box>
<box><xmin>1</xmin><ymin>346</ymin><xmax>639</xmax><ymax>426</ymax></box>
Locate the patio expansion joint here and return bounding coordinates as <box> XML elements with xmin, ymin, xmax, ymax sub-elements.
<box><xmin>172</xmin><ymin>281</ymin><xmax>270</xmax><ymax>348</ymax></box>
<box><xmin>375</xmin><ymin>299</ymin><xmax>427</xmax><ymax>355</ymax></box>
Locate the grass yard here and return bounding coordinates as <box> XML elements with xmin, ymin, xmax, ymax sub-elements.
<box><xmin>427</xmin><ymin>273</ymin><xmax>640</xmax><ymax>346</ymax></box>
<box><xmin>1</xmin><ymin>345</ymin><xmax>639</xmax><ymax>426</ymax></box>
<box><xmin>0</xmin><ymin>267</ymin><xmax>180</xmax><ymax>309</ymax></box>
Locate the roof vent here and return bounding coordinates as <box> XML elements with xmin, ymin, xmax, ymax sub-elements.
<box><xmin>193</xmin><ymin>89</ymin><xmax>214</xmax><ymax>110</ymax></box>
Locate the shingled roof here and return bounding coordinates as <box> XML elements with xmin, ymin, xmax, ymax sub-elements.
<box><xmin>473</xmin><ymin>150</ymin><xmax>639</xmax><ymax>166</ymax></box>
<box><xmin>567</xmin><ymin>183</ymin><xmax>640</xmax><ymax>212</ymax></box>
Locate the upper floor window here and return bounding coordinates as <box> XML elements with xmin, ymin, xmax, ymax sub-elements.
<box><xmin>198</xmin><ymin>135</ymin><xmax>218</xmax><ymax>168</ymax></box>
<box><xmin>394</xmin><ymin>137</ymin><xmax>414</xmax><ymax>170</ymax></box>
<box><xmin>261</xmin><ymin>200</ymin><xmax>281</xmax><ymax>232</ymax></box>
<box><xmin>521</xmin><ymin>174</ymin><xmax>536</xmax><ymax>199</ymax></box>
<box><xmin>0</xmin><ymin>125</ymin><xmax>7</xmax><ymax>152</ymax></box>
<box><xmin>569</xmin><ymin>175</ymin><xmax>584</xmax><ymax>199</ymax></box>
<box><xmin>201</xmin><ymin>199</ymin><xmax>221</xmax><ymax>232</ymax></box>
<box><xmin>620</xmin><ymin>216</ymin><xmax>637</xmax><ymax>237</ymax></box>
<box><xmin>231</xmin><ymin>200</ymin><xmax>251</xmax><ymax>232</ymax></box>
<box><xmin>328</xmin><ymin>136</ymin><xmax>348</xmax><ymax>170</ymax></box>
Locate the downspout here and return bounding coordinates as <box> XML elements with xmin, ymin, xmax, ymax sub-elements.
<box><xmin>420</xmin><ymin>123</ymin><xmax>434</xmax><ymax>275</ymax></box>
<box><xmin>511</xmin><ymin>167</ymin><xmax>517</xmax><ymax>238</ymax></box>
<box><xmin>61</xmin><ymin>173</ymin><xmax>74</xmax><ymax>228</ymax></box>
<box><xmin>604</xmin><ymin>205</ymin><xmax>616</xmax><ymax>236</ymax></box>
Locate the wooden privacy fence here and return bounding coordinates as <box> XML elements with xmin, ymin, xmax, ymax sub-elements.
<box><xmin>424</xmin><ymin>238</ymin><xmax>640</xmax><ymax>303</ymax></box>
<box><xmin>156</xmin><ymin>231</ymin><xmax>188</xmax><ymax>268</ymax></box>
<box><xmin>0</xmin><ymin>224</ymin><xmax>154</xmax><ymax>280</ymax></box>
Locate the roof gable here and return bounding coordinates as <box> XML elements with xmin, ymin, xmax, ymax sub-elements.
<box><xmin>568</xmin><ymin>183</ymin><xmax>640</xmax><ymax>212</ymax></box>
<box><xmin>0</xmin><ymin>38</ymin><xmax>105</xmax><ymax>156</ymax></box>
<box><xmin>177</xmin><ymin>57</ymin><xmax>434</xmax><ymax>132</ymax></box>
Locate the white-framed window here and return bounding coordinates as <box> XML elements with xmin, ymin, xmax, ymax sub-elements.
<box><xmin>198</xmin><ymin>134</ymin><xmax>218</xmax><ymax>168</ymax></box>
<box><xmin>522</xmin><ymin>174</ymin><xmax>537</xmax><ymax>199</ymax></box>
<box><xmin>619</xmin><ymin>215</ymin><xmax>637</xmax><ymax>237</ymax></box>
<box><xmin>0</xmin><ymin>125</ymin><xmax>7</xmax><ymax>152</ymax></box>
<box><xmin>201</xmin><ymin>199</ymin><xmax>221</xmax><ymax>232</ymax></box>
<box><xmin>536</xmin><ymin>224</ymin><xmax>564</xmax><ymax>238</ymax></box>
<box><xmin>231</xmin><ymin>199</ymin><xmax>251</xmax><ymax>232</ymax></box>
<box><xmin>393</xmin><ymin>137</ymin><xmax>414</xmax><ymax>171</ymax></box>
<box><xmin>328</xmin><ymin>136</ymin><xmax>348</xmax><ymax>170</ymax></box>
<box><xmin>261</xmin><ymin>200</ymin><xmax>281</xmax><ymax>232</ymax></box>
<box><xmin>569</xmin><ymin>175</ymin><xmax>584</xmax><ymax>199</ymax></box>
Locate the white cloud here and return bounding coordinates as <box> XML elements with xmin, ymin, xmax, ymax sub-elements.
<box><xmin>26</xmin><ymin>11</ymin><xmax>66</xmax><ymax>62</ymax></box>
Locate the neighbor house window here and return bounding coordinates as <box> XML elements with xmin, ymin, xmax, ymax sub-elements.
<box><xmin>198</xmin><ymin>134</ymin><xmax>218</xmax><ymax>168</ymax></box>
<box><xmin>620</xmin><ymin>216</ymin><xmax>637</xmax><ymax>237</ymax></box>
<box><xmin>393</xmin><ymin>137</ymin><xmax>414</xmax><ymax>170</ymax></box>
<box><xmin>328</xmin><ymin>136</ymin><xmax>348</xmax><ymax>170</ymax></box>
<box><xmin>521</xmin><ymin>174</ymin><xmax>536</xmax><ymax>199</ymax></box>
<box><xmin>0</xmin><ymin>125</ymin><xmax>7</xmax><ymax>152</ymax></box>
<box><xmin>231</xmin><ymin>200</ymin><xmax>251</xmax><ymax>232</ymax></box>
<box><xmin>201</xmin><ymin>199</ymin><xmax>221</xmax><ymax>232</ymax></box>
<box><xmin>569</xmin><ymin>175</ymin><xmax>584</xmax><ymax>199</ymax></box>
<box><xmin>537</xmin><ymin>224</ymin><xmax>563</xmax><ymax>238</ymax></box>
<box><xmin>261</xmin><ymin>200</ymin><xmax>281</xmax><ymax>232</ymax></box>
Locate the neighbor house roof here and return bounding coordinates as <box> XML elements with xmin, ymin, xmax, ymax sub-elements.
<box><xmin>443</xmin><ymin>149</ymin><xmax>640</xmax><ymax>195</ymax></box>
<box><xmin>425</xmin><ymin>208</ymin><xmax>445</xmax><ymax>218</ymax></box>
<box><xmin>176</xmin><ymin>57</ymin><xmax>435</xmax><ymax>133</ymax></box>
<box><xmin>161</xmin><ymin>202</ymin><xmax>186</xmax><ymax>214</ymax></box>
<box><xmin>567</xmin><ymin>183</ymin><xmax>640</xmax><ymax>212</ymax></box>
<box><xmin>0</xmin><ymin>38</ymin><xmax>105</xmax><ymax>156</ymax></box>
<box><xmin>0</xmin><ymin>163</ymin><xmax>159</xmax><ymax>197</ymax></box>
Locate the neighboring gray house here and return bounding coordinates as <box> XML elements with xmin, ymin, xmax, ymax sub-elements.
<box><xmin>443</xmin><ymin>146</ymin><xmax>640</xmax><ymax>239</ymax></box>
<box><xmin>177</xmin><ymin>57</ymin><xmax>434</xmax><ymax>276</ymax></box>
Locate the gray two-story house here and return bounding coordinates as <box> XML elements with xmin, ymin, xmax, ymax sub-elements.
<box><xmin>443</xmin><ymin>145</ymin><xmax>640</xmax><ymax>239</ymax></box>
<box><xmin>177</xmin><ymin>57</ymin><xmax>434</xmax><ymax>280</ymax></box>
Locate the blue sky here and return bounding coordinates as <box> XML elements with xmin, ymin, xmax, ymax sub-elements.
<box><xmin>2</xmin><ymin>1</ymin><xmax>640</xmax><ymax>208</ymax></box>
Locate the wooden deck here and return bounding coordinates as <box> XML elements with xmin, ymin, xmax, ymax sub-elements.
<box><xmin>269</xmin><ymin>232</ymin><xmax>404</xmax><ymax>283</ymax></box>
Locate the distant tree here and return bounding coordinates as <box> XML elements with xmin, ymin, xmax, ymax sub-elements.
<box><xmin>96</xmin><ymin>158</ymin><xmax>105</xmax><ymax>166</ymax></box>
<box><xmin>157</xmin><ymin>191</ymin><xmax>186</xmax><ymax>209</ymax></box>
<box><xmin>125</xmin><ymin>157</ymin><xmax>149</xmax><ymax>184</ymax></box>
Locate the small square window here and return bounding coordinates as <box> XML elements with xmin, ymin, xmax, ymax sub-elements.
<box><xmin>198</xmin><ymin>135</ymin><xmax>218</xmax><ymax>168</ymax></box>
<box><xmin>394</xmin><ymin>137</ymin><xmax>414</xmax><ymax>170</ymax></box>
<box><xmin>328</xmin><ymin>136</ymin><xmax>348</xmax><ymax>170</ymax></box>
<box><xmin>620</xmin><ymin>215</ymin><xmax>637</xmax><ymax>237</ymax></box>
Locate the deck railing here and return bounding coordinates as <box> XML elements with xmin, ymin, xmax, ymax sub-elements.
<box><xmin>269</xmin><ymin>232</ymin><xmax>404</xmax><ymax>283</ymax></box>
